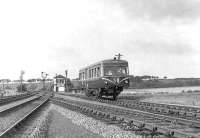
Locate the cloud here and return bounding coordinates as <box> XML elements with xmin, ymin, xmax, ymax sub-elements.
<box><xmin>0</xmin><ymin>0</ymin><xmax>200</xmax><ymax>79</ymax></box>
<box><xmin>126</xmin><ymin>39</ymin><xmax>195</xmax><ymax>57</ymax></box>
<box><xmin>112</xmin><ymin>0</ymin><xmax>200</xmax><ymax>22</ymax></box>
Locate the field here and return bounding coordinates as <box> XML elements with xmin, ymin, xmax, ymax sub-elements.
<box><xmin>123</xmin><ymin>86</ymin><xmax>200</xmax><ymax>94</ymax></box>
<box><xmin>141</xmin><ymin>92</ymin><xmax>200</xmax><ymax>107</ymax></box>
<box><xmin>121</xmin><ymin>86</ymin><xmax>200</xmax><ymax>107</ymax></box>
<box><xmin>0</xmin><ymin>82</ymin><xmax>53</xmax><ymax>97</ymax></box>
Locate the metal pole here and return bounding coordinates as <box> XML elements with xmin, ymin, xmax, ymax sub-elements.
<box><xmin>2</xmin><ymin>80</ymin><xmax>5</xmax><ymax>95</ymax></box>
<box><xmin>20</xmin><ymin>70</ymin><xmax>25</xmax><ymax>92</ymax></box>
<box><xmin>43</xmin><ymin>78</ymin><xmax>45</xmax><ymax>90</ymax></box>
<box><xmin>21</xmin><ymin>79</ymin><xmax>22</xmax><ymax>92</ymax></box>
<box><xmin>3</xmin><ymin>81</ymin><xmax>4</xmax><ymax>92</ymax></box>
<box><xmin>41</xmin><ymin>72</ymin><xmax>48</xmax><ymax>91</ymax></box>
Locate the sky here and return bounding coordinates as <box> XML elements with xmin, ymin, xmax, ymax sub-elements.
<box><xmin>0</xmin><ymin>0</ymin><xmax>200</xmax><ymax>80</ymax></box>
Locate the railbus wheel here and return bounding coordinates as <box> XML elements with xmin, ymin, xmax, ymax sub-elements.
<box><xmin>85</xmin><ymin>88</ymin><xmax>91</xmax><ymax>97</ymax></box>
<box><xmin>96</xmin><ymin>88</ymin><xmax>102</xmax><ymax>99</ymax></box>
<box><xmin>113</xmin><ymin>87</ymin><xmax>118</xmax><ymax>100</ymax></box>
<box><xmin>113</xmin><ymin>94</ymin><xmax>117</xmax><ymax>100</ymax></box>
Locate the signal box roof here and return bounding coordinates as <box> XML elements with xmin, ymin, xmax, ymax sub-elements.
<box><xmin>54</xmin><ymin>74</ymin><xmax>66</xmax><ymax>79</ymax></box>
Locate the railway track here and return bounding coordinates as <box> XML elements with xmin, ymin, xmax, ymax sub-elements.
<box><xmin>0</xmin><ymin>92</ymin><xmax>52</xmax><ymax>138</ymax></box>
<box><xmin>54</xmin><ymin>93</ymin><xmax>200</xmax><ymax>138</ymax></box>
<box><xmin>0</xmin><ymin>91</ymin><xmax>39</xmax><ymax>105</ymax></box>
<box><xmin>57</xmin><ymin>93</ymin><xmax>200</xmax><ymax>123</ymax></box>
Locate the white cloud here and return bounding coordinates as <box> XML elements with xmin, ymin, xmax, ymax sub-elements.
<box><xmin>0</xmin><ymin>0</ymin><xmax>200</xmax><ymax>80</ymax></box>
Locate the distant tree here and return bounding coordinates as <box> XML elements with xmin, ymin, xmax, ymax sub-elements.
<box><xmin>17</xmin><ymin>84</ymin><xmax>27</xmax><ymax>92</ymax></box>
<box><xmin>27</xmin><ymin>79</ymin><xmax>37</xmax><ymax>82</ymax></box>
<box><xmin>164</xmin><ymin>76</ymin><xmax>167</xmax><ymax>79</ymax></box>
<box><xmin>1</xmin><ymin>79</ymin><xmax>11</xmax><ymax>83</ymax></box>
<box><xmin>27</xmin><ymin>79</ymin><xmax>32</xmax><ymax>82</ymax></box>
<box><xmin>36</xmin><ymin>78</ymin><xmax>42</xmax><ymax>82</ymax></box>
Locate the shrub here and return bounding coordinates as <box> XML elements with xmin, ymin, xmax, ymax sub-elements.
<box><xmin>17</xmin><ymin>84</ymin><xmax>27</xmax><ymax>92</ymax></box>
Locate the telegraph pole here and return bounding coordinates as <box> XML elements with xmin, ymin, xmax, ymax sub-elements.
<box><xmin>20</xmin><ymin>70</ymin><xmax>25</xmax><ymax>92</ymax></box>
<box><xmin>2</xmin><ymin>80</ymin><xmax>5</xmax><ymax>93</ymax></box>
<box><xmin>41</xmin><ymin>72</ymin><xmax>48</xmax><ymax>90</ymax></box>
<box><xmin>2</xmin><ymin>79</ymin><xmax>5</xmax><ymax>97</ymax></box>
<box><xmin>65</xmin><ymin>70</ymin><xmax>68</xmax><ymax>92</ymax></box>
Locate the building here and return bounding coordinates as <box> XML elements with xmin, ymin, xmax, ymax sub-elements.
<box><xmin>53</xmin><ymin>75</ymin><xmax>66</xmax><ymax>92</ymax></box>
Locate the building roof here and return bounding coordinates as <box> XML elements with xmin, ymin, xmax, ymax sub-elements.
<box><xmin>54</xmin><ymin>74</ymin><xmax>66</xmax><ymax>79</ymax></box>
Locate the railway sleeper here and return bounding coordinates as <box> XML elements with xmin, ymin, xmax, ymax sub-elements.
<box><xmin>122</xmin><ymin>120</ymin><xmax>138</xmax><ymax>131</ymax></box>
<box><xmin>164</xmin><ymin>131</ymin><xmax>175</xmax><ymax>137</ymax></box>
<box><xmin>179</xmin><ymin>111</ymin><xmax>187</xmax><ymax>117</ymax></box>
<box><xmin>161</xmin><ymin>109</ymin><xmax>170</xmax><ymax>114</ymax></box>
<box><xmin>146</xmin><ymin>106</ymin><xmax>153</xmax><ymax>111</ymax></box>
<box><xmin>186</xmin><ymin>112</ymin><xmax>198</xmax><ymax>118</ymax></box>
<box><xmin>153</xmin><ymin>107</ymin><xmax>162</xmax><ymax>112</ymax></box>
<box><xmin>167</xmin><ymin>109</ymin><xmax>178</xmax><ymax>115</ymax></box>
<box><xmin>139</xmin><ymin>105</ymin><xmax>145</xmax><ymax>109</ymax></box>
<box><xmin>157</xmin><ymin>108</ymin><xmax>166</xmax><ymax>113</ymax></box>
<box><xmin>118</xmin><ymin>117</ymin><xmax>125</xmax><ymax>124</ymax></box>
<box><xmin>149</xmin><ymin>126</ymin><xmax>160</xmax><ymax>137</ymax></box>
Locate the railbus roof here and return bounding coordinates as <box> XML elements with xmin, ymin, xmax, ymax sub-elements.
<box><xmin>79</xmin><ymin>59</ymin><xmax>128</xmax><ymax>72</ymax></box>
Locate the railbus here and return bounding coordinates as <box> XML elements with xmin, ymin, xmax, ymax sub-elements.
<box><xmin>78</xmin><ymin>54</ymin><xmax>129</xmax><ymax>100</ymax></box>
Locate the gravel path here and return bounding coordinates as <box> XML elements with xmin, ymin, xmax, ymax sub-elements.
<box><xmin>50</xmin><ymin>104</ymin><xmax>140</xmax><ymax>138</ymax></box>
<box><xmin>48</xmin><ymin>109</ymin><xmax>103</xmax><ymax>138</ymax></box>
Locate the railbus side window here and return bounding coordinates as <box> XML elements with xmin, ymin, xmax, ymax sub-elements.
<box><xmin>94</xmin><ymin>68</ymin><xmax>96</xmax><ymax>78</ymax></box>
<box><xmin>93</xmin><ymin>68</ymin><xmax>95</xmax><ymax>78</ymax></box>
<box><xmin>86</xmin><ymin>69</ymin><xmax>89</xmax><ymax>79</ymax></box>
<box><xmin>97</xmin><ymin>67</ymin><xmax>100</xmax><ymax>77</ymax></box>
<box><xmin>126</xmin><ymin>67</ymin><xmax>129</xmax><ymax>75</ymax></box>
<box><xmin>91</xmin><ymin>69</ymin><xmax>93</xmax><ymax>78</ymax></box>
<box><xmin>93</xmin><ymin>69</ymin><xmax>94</xmax><ymax>78</ymax></box>
<box><xmin>90</xmin><ymin>69</ymin><xmax>92</xmax><ymax>78</ymax></box>
<box><xmin>84</xmin><ymin>70</ymin><xmax>87</xmax><ymax>80</ymax></box>
<box><xmin>101</xmin><ymin>65</ymin><xmax>103</xmax><ymax>77</ymax></box>
<box><xmin>79</xmin><ymin>73</ymin><xmax>81</xmax><ymax>80</ymax></box>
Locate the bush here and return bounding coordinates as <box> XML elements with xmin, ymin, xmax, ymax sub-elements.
<box><xmin>17</xmin><ymin>84</ymin><xmax>27</xmax><ymax>92</ymax></box>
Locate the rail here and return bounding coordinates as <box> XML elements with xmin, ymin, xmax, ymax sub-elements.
<box><xmin>0</xmin><ymin>95</ymin><xmax>50</xmax><ymax>137</ymax></box>
<box><xmin>53</xmin><ymin>94</ymin><xmax>200</xmax><ymax>138</ymax></box>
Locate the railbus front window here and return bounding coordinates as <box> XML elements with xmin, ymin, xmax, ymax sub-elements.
<box><xmin>104</xmin><ymin>66</ymin><xmax>127</xmax><ymax>76</ymax></box>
